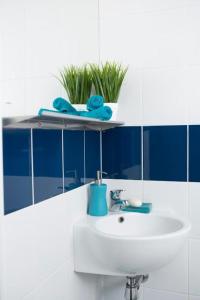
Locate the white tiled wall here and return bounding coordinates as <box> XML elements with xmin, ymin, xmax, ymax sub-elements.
<box><xmin>0</xmin><ymin>0</ymin><xmax>99</xmax><ymax>117</ymax></box>
<box><xmin>143</xmin><ymin>288</ymin><xmax>188</xmax><ymax>300</ymax></box>
<box><xmin>1</xmin><ymin>184</ymin><xmax>97</xmax><ymax>300</ymax></box>
<box><xmin>98</xmin><ymin>0</ymin><xmax>200</xmax><ymax>298</ymax></box>
<box><xmin>0</xmin><ymin>0</ymin><xmax>99</xmax><ymax>299</ymax></box>
<box><xmin>100</xmin><ymin>0</ymin><xmax>200</xmax><ymax>126</ymax></box>
<box><xmin>189</xmin><ymin>239</ymin><xmax>200</xmax><ymax>296</ymax></box>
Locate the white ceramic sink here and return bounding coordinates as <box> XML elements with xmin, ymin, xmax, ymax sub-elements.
<box><xmin>73</xmin><ymin>212</ymin><xmax>191</xmax><ymax>276</ymax></box>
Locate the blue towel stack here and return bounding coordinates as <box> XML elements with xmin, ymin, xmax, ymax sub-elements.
<box><xmin>38</xmin><ymin>95</ymin><xmax>113</xmax><ymax>121</ymax></box>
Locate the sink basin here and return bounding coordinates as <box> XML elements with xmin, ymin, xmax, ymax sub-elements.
<box><xmin>73</xmin><ymin>212</ymin><xmax>191</xmax><ymax>276</ymax></box>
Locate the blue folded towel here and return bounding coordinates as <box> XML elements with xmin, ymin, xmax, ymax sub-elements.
<box><xmin>86</xmin><ymin>95</ymin><xmax>104</xmax><ymax>111</ymax></box>
<box><xmin>38</xmin><ymin>108</ymin><xmax>79</xmax><ymax>116</ymax></box>
<box><xmin>53</xmin><ymin>97</ymin><xmax>77</xmax><ymax>113</ymax></box>
<box><xmin>79</xmin><ymin>106</ymin><xmax>112</xmax><ymax>121</ymax></box>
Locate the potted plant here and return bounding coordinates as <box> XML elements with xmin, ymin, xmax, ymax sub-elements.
<box><xmin>90</xmin><ymin>62</ymin><xmax>128</xmax><ymax>120</ymax></box>
<box><xmin>58</xmin><ymin>65</ymin><xmax>92</xmax><ymax>110</ymax></box>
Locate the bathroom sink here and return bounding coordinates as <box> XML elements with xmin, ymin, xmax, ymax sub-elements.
<box><xmin>73</xmin><ymin>212</ymin><xmax>191</xmax><ymax>276</ymax></box>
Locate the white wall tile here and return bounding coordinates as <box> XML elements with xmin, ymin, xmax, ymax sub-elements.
<box><xmin>0</xmin><ymin>29</ymin><xmax>3</xmax><ymax>82</ymax></box>
<box><xmin>189</xmin><ymin>183</ymin><xmax>200</xmax><ymax>238</ymax></box>
<box><xmin>23</xmin><ymin>260</ymin><xmax>98</xmax><ymax>300</ymax></box>
<box><xmin>23</xmin><ymin>264</ymin><xmax>70</xmax><ymax>300</ymax></box>
<box><xmin>117</xmin><ymin>69</ymin><xmax>142</xmax><ymax>125</ymax></box>
<box><xmin>25</xmin><ymin>0</ymin><xmax>98</xmax><ymax>78</ymax></box>
<box><xmin>189</xmin><ymin>296</ymin><xmax>200</xmax><ymax>300</ymax></box>
<box><xmin>65</xmin><ymin>260</ymin><xmax>98</xmax><ymax>300</ymax></box>
<box><xmin>31</xmin><ymin>195</ymin><xmax>70</xmax><ymax>284</ymax></box>
<box><xmin>1</xmin><ymin>206</ymin><xmax>37</xmax><ymax>300</ymax></box>
<box><xmin>184</xmin><ymin>66</ymin><xmax>200</xmax><ymax>124</ymax></box>
<box><xmin>184</xmin><ymin>4</ymin><xmax>200</xmax><ymax>66</ymax></box>
<box><xmin>142</xmin><ymin>68</ymin><xmax>188</xmax><ymax>125</ymax></box>
<box><xmin>100</xmin><ymin>14</ymin><xmax>146</xmax><ymax>68</ymax></box>
<box><xmin>24</xmin><ymin>77</ymin><xmax>61</xmax><ymax>115</ymax></box>
<box><xmin>1</xmin><ymin>0</ymin><xmax>26</xmax><ymax>80</ymax></box>
<box><xmin>143</xmin><ymin>288</ymin><xmax>187</xmax><ymax>300</ymax></box>
<box><xmin>100</xmin><ymin>0</ymin><xmax>186</xmax><ymax>17</ymax></box>
<box><xmin>25</xmin><ymin>0</ymin><xmax>65</xmax><ymax>78</ymax></box>
<box><xmin>189</xmin><ymin>239</ymin><xmax>200</xmax><ymax>296</ymax></box>
<box><xmin>143</xmin><ymin>181</ymin><xmax>188</xmax><ymax>217</ymax></box>
<box><xmin>59</xmin><ymin>184</ymin><xmax>91</xmax><ymax>260</ymax></box>
<box><xmin>96</xmin><ymin>276</ymin><xmax>106</xmax><ymax>300</ymax></box>
<box><xmin>1</xmin><ymin>79</ymin><xmax>25</xmax><ymax>117</ymax></box>
<box><xmin>100</xmin><ymin>9</ymin><xmax>186</xmax><ymax>69</ymax></box>
<box><xmin>58</xmin><ymin>0</ymin><xmax>99</xmax><ymax>65</ymax></box>
<box><xmin>146</xmin><ymin>241</ymin><xmax>189</xmax><ymax>293</ymax></box>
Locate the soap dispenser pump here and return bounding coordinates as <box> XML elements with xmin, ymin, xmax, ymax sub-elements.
<box><xmin>88</xmin><ymin>171</ymin><xmax>108</xmax><ymax>216</ymax></box>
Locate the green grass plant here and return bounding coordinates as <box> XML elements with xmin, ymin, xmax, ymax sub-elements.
<box><xmin>90</xmin><ymin>62</ymin><xmax>128</xmax><ymax>103</ymax></box>
<box><xmin>58</xmin><ymin>65</ymin><xmax>92</xmax><ymax>104</ymax></box>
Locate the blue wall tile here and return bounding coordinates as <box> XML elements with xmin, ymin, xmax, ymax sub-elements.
<box><xmin>3</xmin><ymin>129</ymin><xmax>32</xmax><ymax>214</ymax></box>
<box><xmin>63</xmin><ymin>130</ymin><xmax>84</xmax><ymax>191</ymax></box>
<box><xmin>85</xmin><ymin>131</ymin><xmax>100</xmax><ymax>183</ymax></box>
<box><xmin>102</xmin><ymin>126</ymin><xmax>142</xmax><ymax>180</ymax></box>
<box><xmin>4</xmin><ymin>123</ymin><xmax>193</xmax><ymax>215</ymax></box>
<box><xmin>189</xmin><ymin>125</ymin><xmax>200</xmax><ymax>182</ymax></box>
<box><xmin>33</xmin><ymin>129</ymin><xmax>63</xmax><ymax>203</ymax></box>
<box><xmin>143</xmin><ymin>126</ymin><xmax>187</xmax><ymax>181</ymax></box>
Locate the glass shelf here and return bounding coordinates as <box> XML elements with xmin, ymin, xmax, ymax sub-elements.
<box><xmin>3</xmin><ymin>111</ymin><xmax>124</xmax><ymax>131</ymax></box>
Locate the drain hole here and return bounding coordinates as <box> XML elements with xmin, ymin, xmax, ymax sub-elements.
<box><xmin>118</xmin><ymin>216</ymin><xmax>125</xmax><ymax>223</ymax></box>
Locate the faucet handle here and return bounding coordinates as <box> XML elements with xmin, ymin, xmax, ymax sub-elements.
<box><xmin>110</xmin><ymin>189</ymin><xmax>126</xmax><ymax>201</ymax></box>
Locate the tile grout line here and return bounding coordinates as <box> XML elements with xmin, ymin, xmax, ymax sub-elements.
<box><xmin>187</xmin><ymin>126</ymin><xmax>190</xmax><ymax>300</ymax></box>
<box><xmin>188</xmin><ymin>239</ymin><xmax>190</xmax><ymax>300</ymax></box>
<box><xmin>62</xmin><ymin>130</ymin><xmax>64</xmax><ymax>193</ymax></box>
<box><xmin>187</xmin><ymin>125</ymin><xmax>189</xmax><ymax>183</ymax></box>
<box><xmin>30</xmin><ymin>128</ymin><xmax>35</xmax><ymax>204</ymax></box>
<box><xmin>141</xmin><ymin>125</ymin><xmax>145</xmax><ymax>201</ymax></box>
<box><xmin>187</xmin><ymin>125</ymin><xmax>190</xmax><ymax>219</ymax></box>
<box><xmin>144</xmin><ymin>286</ymin><xmax>193</xmax><ymax>297</ymax></box>
<box><xmin>84</xmin><ymin>131</ymin><xmax>86</xmax><ymax>184</ymax></box>
<box><xmin>100</xmin><ymin>130</ymin><xmax>103</xmax><ymax>173</ymax></box>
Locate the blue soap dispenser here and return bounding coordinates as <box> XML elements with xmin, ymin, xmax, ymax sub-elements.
<box><xmin>88</xmin><ymin>171</ymin><xmax>108</xmax><ymax>216</ymax></box>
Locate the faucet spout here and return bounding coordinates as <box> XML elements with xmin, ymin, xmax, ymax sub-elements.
<box><xmin>110</xmin><ymin>189</ymin><xmax>128</xmax><ymax>212</ymax></box>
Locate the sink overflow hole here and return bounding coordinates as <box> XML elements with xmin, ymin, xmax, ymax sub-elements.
<box><xmin>118</xmin><ymin>216</ymin><xmax>124</xmax><ymax>223</ymax></box>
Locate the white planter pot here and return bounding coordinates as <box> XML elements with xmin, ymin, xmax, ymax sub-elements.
<box><xmin>73</xmin><ymin>104</ymin><xmax>87</xmax><ymax>111</ymax></box>
<box><xmin>73</xmin><ymin>103</ymin><xmax>118</xmax><ymax>121</ymax></box>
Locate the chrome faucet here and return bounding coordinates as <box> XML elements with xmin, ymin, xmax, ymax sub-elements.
<box><xmin>110</xmin><ymin>189</ymin><xmax>129</xmax><ymax>212</ymax></box>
